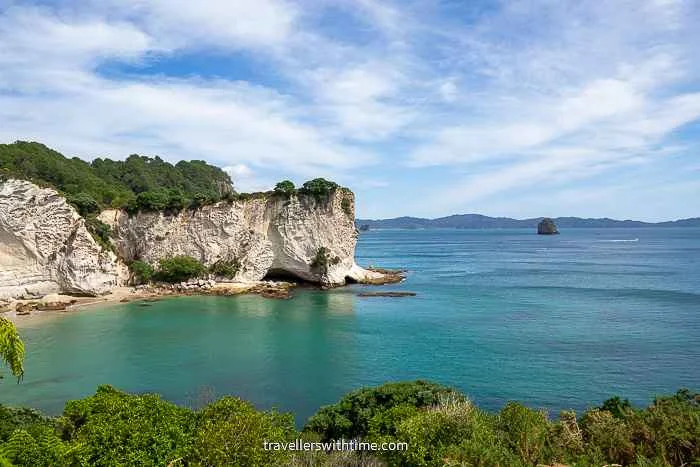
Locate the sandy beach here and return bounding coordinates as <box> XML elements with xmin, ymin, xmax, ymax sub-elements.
<box><xmin>1</xmin><ymin>281</ymin><xmax>293</xmax><ymax>321</ymax></box>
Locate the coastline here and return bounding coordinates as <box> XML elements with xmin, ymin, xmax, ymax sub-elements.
<box><xmin>2</xmin><ymin>268</ymin><xmax>406</xmax><ymax>321</ymax></box>
<box><xmin>2</xmin><ymin>281</ymin><xmax>293</xmax><ymax>321</ymax></box>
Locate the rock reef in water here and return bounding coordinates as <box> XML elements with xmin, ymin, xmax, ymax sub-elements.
<box><xmin>537</xmin><ymin>217</ymin><xmax>559</xmax><ymax>235</ymax></box>
<box><xmin>0</xmin><ymin>179</ymin><xmax>384</xmax><ymax>300</ymax></box>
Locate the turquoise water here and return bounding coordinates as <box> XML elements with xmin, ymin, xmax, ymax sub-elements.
<box><xmin>4</xmin><ymin>228</ymin><xmax>700</xmax><ymax>424</ymax></box>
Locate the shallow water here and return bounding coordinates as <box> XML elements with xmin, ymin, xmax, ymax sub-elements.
<box><xmin>4</xmin><ymin>228</ymin><xmax>700</xmax><ymax>424</ymax></box>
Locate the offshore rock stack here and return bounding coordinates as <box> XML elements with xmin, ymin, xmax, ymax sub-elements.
<box><xmin>537</xmin><ymin>218</ymin><xmax>559</xmax><ymax>235</ymax></box>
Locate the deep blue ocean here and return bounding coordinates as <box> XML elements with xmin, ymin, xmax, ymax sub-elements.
<box><xmin>5</xmin><ymin>228</ymin><xmax>700</xmax><ymax>425</ymax></box>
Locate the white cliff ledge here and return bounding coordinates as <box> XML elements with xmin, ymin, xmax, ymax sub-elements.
<box><xmin>0</xmin><ymin>179</ymin><xmax>384</xmax><ymax>300</ymax></box>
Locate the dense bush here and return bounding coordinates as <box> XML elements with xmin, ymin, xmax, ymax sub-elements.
<box><xmin>0</xmin><ymin>141</ymin><xmax>233</xmax><ymax>212</ymax></box>
<box><xmin>134</xmin><ymin>190</ymin><xmax>170</xmax><ymax>211</ymax></box>
<box><xmin>1</xmin><ymin>143</ymin><xmax>360</xmax><ymax>219</ymax></box>
<box><xmin>306</xmin><ymin>383</ymin><xmax>700</xmax><ymax>467</ymax></box>
<box><xmin>67</xmin><ymin>192</ymin><xmax>100</xmax><ymax>216</ymax></box>
<box><xmin>273</xmin><ymin>180</ymin><xmax>296</xmax><ymax>197</ymax></box>
<box><xmin>188</xmin><ymin>397</ymin><xmax>297</xmax><ymax>466</ymax></box>
<box><xmin>304</xmin><ymin>381</ymin><xmax>462</xmax><ymax>440</ymax></box>
<box><xmin>208</xmin><ymin>258</ymin><xmax>241</xmax><ymax>279</ymax></box>
<box><xmin>299</xmin><ymin>178</ymin><xmax>338</xmax><ymax>201</ymax></box>
<box><xmin>310</xmin><ymin>247</ymin><xmax>341</xmax><ymax>274</ymax></box>
<box><xmin>0</xmin><ymin>427</ymin><xmax>68</xmax><ymax>467</ymax></box>
<box><xmin>61</xmin><ymin>385</ymin><xmax>196</xmax><ymax>466</ymax></box>
<box><xmin>127</xmin><ymin>260</ymin><xmax>154</xmax><ymax>285</ymax></box>
<box><xmin>155</xmin><ymin>256</ymin><xmax>206</xmax><ymax>283</ymax></box>
<box><xmin>0</xmin><ymin>384</ymin><xmax>697</xmax><ymax>466</ymax></box>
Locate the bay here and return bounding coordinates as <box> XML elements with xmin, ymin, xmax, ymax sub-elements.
<box><xmin>4</xmin><ymin>228</ymin><xmax>699</xmax><ymax>425</ymax></box>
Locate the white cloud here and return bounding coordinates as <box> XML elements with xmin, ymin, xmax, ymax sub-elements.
<box><xmin>438</xmin><ymin>79</ymin><xmax>458</xmax><ymax>102</ymax></box>
<box><xmin>1</xmin><ymin>0</ymin><xmax>699</xmax><ymax>218</ymax></box>
<box><xmin>0</xmin><ymin>5</ymin><xmax>377</xmax><ymax>179</ymax></box>
<box><xmin>223</xmin><ymin>164</ymin><xmax>278</xmax><ymax>192</ymax></box>
<box><xmin>95</xmin><ymin>0</ymin><xmax>299</xmax><ymax>50</ymax></box>
<box><xmin>308</xmin><ymin>64</ymin><xmax>413</xmax><ymax>141</ymax></box>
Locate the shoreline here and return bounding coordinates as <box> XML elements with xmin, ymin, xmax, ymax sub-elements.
<box><xmin>2</xmin><ymin>281</ymin><xmax>293</xmax><ymax>320</ymax></box>
<box><xmin>2</xmin><ymin>268</ymin><xmax>406</xmax><ymax>321</ymax></box>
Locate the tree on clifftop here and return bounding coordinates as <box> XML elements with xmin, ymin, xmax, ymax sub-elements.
<box><xmin>273</xmin><ymin>180</ymin><xmax>295</xmax><ymax>197</ymax></box>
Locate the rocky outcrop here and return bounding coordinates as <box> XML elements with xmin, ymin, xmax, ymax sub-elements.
<box><xmin>0</xmin><ymin>180</ymin><xmax>386</xmax><ymax>301</ymax></box>
<box><xmin>537</xmin><ymin>218</ymin><xmax>559</xmax><ymax>235</ymax></box>
<box><xmin>0</xmin><ymin>180</ymin><xmax>119</xmax><ymax>300</ymax></box>
<box><xmin>99</xmin><ymin>189</ymin><xmax>382</xmax><ymax>287</ymax></box>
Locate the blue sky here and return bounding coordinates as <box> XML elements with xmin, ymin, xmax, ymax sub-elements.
<box><xmin>1</xmin><ymin>0</ymin><xmax>699</xmax><ymax>221</ymax></box>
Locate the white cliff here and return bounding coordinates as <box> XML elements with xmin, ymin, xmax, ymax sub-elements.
<box><xmin>100</xmin><ymin>188</ymin><xmax>381</xmax><ymax>286</ymax></box>
<box><xmin>0</xmin><ymin>179</ymin><xmax>381</xmax><ymax>300</ymax></box>
<box><xmin>0</xmin><ymin>180</ymin><xmax>118</xmax><ymax>300</ymax></box>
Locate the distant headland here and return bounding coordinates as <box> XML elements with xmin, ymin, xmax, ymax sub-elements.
<box><xmin>356</xmin><ymin>214</ymin><xmax>700</xmax><ymax>230</ymax></box>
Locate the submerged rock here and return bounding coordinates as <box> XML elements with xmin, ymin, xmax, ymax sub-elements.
<box><xmin>357</xmin><ymin>291</ymin><xmax>416</xmax><ymax>298</ymax></box>
<box><xmin>537</xmin><ymin>218</ymin><xmax>559</xmax><ymax>235</ymax></box>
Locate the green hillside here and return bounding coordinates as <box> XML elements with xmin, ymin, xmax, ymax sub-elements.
<box><xmin>0</xmin><ymin>141</ymin><xmax>234</xmax><ymax>214</ymax></box>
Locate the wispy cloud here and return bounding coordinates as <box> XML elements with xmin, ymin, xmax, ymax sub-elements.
<box><xmin>0</xmin><ymin>0</ymin><xmax>698</xmax><ymax>219</ymax></box>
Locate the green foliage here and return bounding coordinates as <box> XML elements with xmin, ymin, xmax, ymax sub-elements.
<box><xmin>600</xmin><ymin>395</ymin><xmax>634</xmax><ymax>419</ymax></box>
<box><xmin>497</xmin><ymin>401</ymin><xmax>549</xmax><ymax>465</ymax></box>
<box><xmin>273</xmin><ymin>180</ymin><xmax>296</xmax><ymax>197</ymax></box>
<box><xmin>310</xmin><ymin>247</ymin><xmax>341</xmax><ymax>274</ymax></box>
<box><xmin>67</xmin><ymin>192</ymin><xmax>100</xmax><ymax>216</ymax></box>
<box><xmin>135</xmin><ymin>190</ymin><xmax>170</xmax><ymax>211</ymax></box>
<box><xmin>208</xmin><ymin>258</ymin><xmax>241</xmax><ymax>279</ymax></box>
<box><xmin>128</xmin><ymin>260</ymin><xmax>155</xmax><ymax>285</ymax></box>
<box><xmin>299</xmin><ymin>178</ymin><xmax>338</xmax><ymax>201</ymax></box>
<box><xmin>188</xmin><ymin>397</ymin><xmax>297</xmax><ymax>466</ymax></box>
<box><xmin>165</xmin><ymin>188</ymin><xmax>188</xmax><ymax>211</ymax></box>
<box><xmin>0</xmin><ymin>383</ymin><xmax>698</xmax><ymax>466</ymax></box>
<box><xmin>0</xmin><ymin>404</ymin><xmax>67</xmax><ymax>466</ymax></box>
<box><xmin>304</xmin><ymin>380</ymin><xmax>461</xmax><ymax>440</ymax></box>
<box><xmin>390</xmin><ymin>402</ymin><xmax>511</xmax><ymax>466</ymax></box>
<box><xmin>341</xmin><ymin>196</ymin><xmax>353</xmax><ymax>217</ymax></box>
<box><xmin>84</xmin><ymin>216</ymin><xmax>113</xmax><ymax>252</ymax></box>
<box><xmin>61</xmin><ymin>385</ymin><xmax>196</xmax><ymax>466</ymax></box>
<box><xmin>306</xmin><ymin>382</ymin><xmax>700</xmax><ymax>467</ymax></box>
<box><xmin>0</xmin><ymin>406</ymin><xmax>51</xmax><ymax>442</ymax></box>
<box><xmin>0</xmin><ymin>317</ymin><xmax>24</xmax><ymax>382</ymax></box>
<box><xmin>625</xmin><ymin>389</ymin><xmax>700</xmax><ymax>466</ymax></box>
<box><xmin>188</xmin><ymin>192</ymin><xmax>209</xmax><ymax>209</ymax></box>
<box><xmin>580</xmin><ymin>408</ymin><xmax>636</xmax><ymax>464</ymax></box>
<box><xmin>0</xmin><ymin>427</ymin><xmax>68</xmax><ymax>467</ymax></box>
<box><xmin>0</xmin><ymin>141</ymin><xmax>233</xmax><ymax>213</ymax></box>
<box><xmin>155</xmin><ymin>255</ymin><xmax>206</xmax><ymax>283</ymax></box>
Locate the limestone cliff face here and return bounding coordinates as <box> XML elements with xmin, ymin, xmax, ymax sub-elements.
<box><xmin>1</xmin><ymin>180</ymin><xmax>379</xmax><ymax>300</ymax></box>
<box><xmin>100</xmin><ymin>189</ymin><xmax>380</xmax><ymax>286</ymax></box>
<box><xmin>0</xmin><ymin>180</ymin><xmax>119</xmax><ymax>300</ymax></box>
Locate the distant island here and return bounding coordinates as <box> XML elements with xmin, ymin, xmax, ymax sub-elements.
<box><xmin>356</xmin><ymin>213</ymin><xmax>700</xmax><ymax>229</ymax></box>
<box><xmin>537</xmin><ymin>218</ymin><xmax>559</xmax><ymax>235</ymax></box>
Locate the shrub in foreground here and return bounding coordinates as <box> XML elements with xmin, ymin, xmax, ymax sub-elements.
<box><xmin>304</xmin><ymin>380</ymin><xmax>463</xmax><ymax>440</ymax></box>
<box><xmin>61</xmin><ymin>385</ymin><xmax>196</xmax><ymax>466</ymax></box>
<box><xmin>188</xmin><ymin>397</ymin><xmax>297</xmax><ymax>466</ymax></box>
<box><xmin>0</xmin><ymin>383</ymin><xmax>697</xmax><ymax>466</ymax></box>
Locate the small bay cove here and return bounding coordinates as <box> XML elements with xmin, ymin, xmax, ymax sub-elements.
<box><xmin>5</xmin><ymin>228</ymin><xmax>700</xmax><ymax>425</ymax></box>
